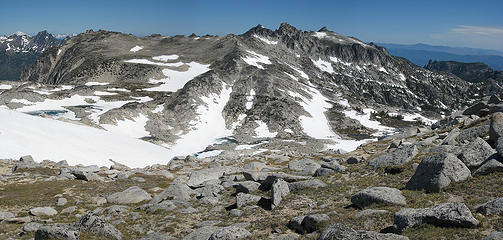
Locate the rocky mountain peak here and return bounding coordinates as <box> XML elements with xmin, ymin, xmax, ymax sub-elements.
<box><xmin>277</xmin><ymin>22</ymin><xmax>301</xmax><ymax>36</ymax></box>
<box><xmin>318</xmin><ymin>26</ymin><xmax>329</xmax><ymax>32</ymax></box>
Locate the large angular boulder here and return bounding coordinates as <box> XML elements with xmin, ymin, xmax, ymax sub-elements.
<box><xmin>318</xmin><ymin>223</ymin><xmax>409</xmax><ymax>240</ymax></box>
<box><xmin>490</xmin><ymin>112</ymin><xmax>503</xmax><ymax>143</ymax></box>
<box><xmin>458</xmin><ymin>137</ymin><xmax>496</xmax><ymax>168</ymax></box>
<box><xmin>473</xmin><ymin>159</ymin><xmax>503</xmax><ymax>176</ymax></box>
<box><xmin>34</xmin><ymin>224</ymin><xmax>79</xmax><ymax>240</ymax></box>
<box><xmin>496</xmin><ymin>137</ymin><xmax>503</xmax><ymax>159</ymax></box>
<box><xmin>236</xmin><ymin>193</ymin><xmax>261</xmax><ymax>208</ymax></box>
<box><xmin>12</xmin><ymin>155</ymin><xmax>39</xmax><ymax>171</ymax></box>
<box><xmin>455</xmin><ymin>125</ymin><xmax>490</xmax><ymax>143</ymax></box>
<box><xmin>182</xmin><ymin>226</ymin><xmax>221</xmax><ymax>240</ymax></box>
<box><xmin>302</xmin><ymin>214</ymin><xmax>330</xmax><ymax>233</ymax></box>
<box><xmin>477</xmin><ymin>198</ymin><xmax>503</xmax><ymax>215</ymax></box>
<box><xmin>187</xmin><ymin>166</ymin><xmax>240</xmax><ymax>187</ymax></box>
<box><xmin>351</xmin><ymin>187</ymin><xmax>406</xmax><ymax>208</ymax></box>
<box><xmin>107</xmin><ymin>186</ymin><xmax>152</xmax><ymax>204</ymax></box>
<box><xmin>441</xmin><ymin>127</ymin><xmax>460</xmax><ymax>145</ymax></box>
<box><xmin>368</xmin><ymin>145</ymin><xmax>418</xmax><ymax>167</ymax></box>
<box><xmin>150</xmin><ymin>182</ymin><xmax>193</xmax><ymax>203</ymax></box>
<box><xmin>79</xmin><ymin>213</ymin><xmax>122</xmax><ymax>240</ymax></box>
<box><xmin>271</xmin><ymin>178</ymin><xmax>289</xmax><ymax>210</ymax></box>
<box><xmin>288</xmin><ymin>158</ymin><xmax>321</xmax><ymax>175</ymax></box>
<box><xmin>208</xmin><ymin>226</ymin><xmax>251</xmax><ymax>240</ymax></box>
<box><xmin>288</xmin><ymin>179</ymin><xmax>327</xmax><ymax>192</ymax></box>
<box><xmin>29</xmin><ymin>207</ymin><xmax>58</xmax><ymax>217</ymax></box>
<box><xmin>484</xmin><ymin>232</ymin><xmax>503</xmax><ymax>240</ymax></box>
<box><xmin>406</xmin><ymin>153</ymin><xmax>471</xmax><ymax>192</ymax></box>
<box><xmin>393</xmin><ymin>202</ymin><xmax>479</xmax><ymax>233</ymax></box>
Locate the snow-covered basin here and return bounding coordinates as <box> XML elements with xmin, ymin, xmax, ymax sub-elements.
<box><xmin>0</xmin><ymin>107</ymin><xmax>172</xmax><ymax>168</ymax></box>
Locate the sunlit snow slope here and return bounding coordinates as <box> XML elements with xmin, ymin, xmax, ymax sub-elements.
<box><xmin>0</xmin><ymin>107</ymin><xmax>171</xmax><ymax>168</ymax></box>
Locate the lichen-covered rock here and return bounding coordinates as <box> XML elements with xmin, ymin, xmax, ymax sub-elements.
<box><xmin>477</xmin><ymin>198</ymin><xmax>503</xmax><ymax>215</ymax></box>
<box><xmin>351</xmin><ymin>187</ymin><xmax>406</xmax><ymax>208</ymax></box>
<box><xmin>406</xmin><ymin>153</ymin><xmax>470</xmax><ymax>192</ymax></box>
<box><xmin>393</xmin><ymin>202</ymin><xmax>479</xmax><ymax>233</ymax></box>
<box><xmin>369</xmin><ymin>145</ymin><xmax>418</xmax><ymax>167</ymax></box>
<box><xmin>458</xmin><ymin>137</ymin><xmax>496</xmax><ymax>168</ymax></box>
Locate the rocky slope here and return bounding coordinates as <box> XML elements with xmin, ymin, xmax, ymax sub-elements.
<box><xmin>2</xmin><ymin>23</ymin><xmax>496</xmax><ymax>164</ymax></box>
<box><xmin>1</xmin><ymin>96</ymin><xmax>503</xmax><ymax>239</ymax></box>
<box><xmin>424</xmin><ymin>60</ymin><xmax>502</xmax><ymax>83</ymax></box>
<box><xmin>0</xmin><ymin>31</ymin><xmax>64</xmax><ymax>81</ymax></box>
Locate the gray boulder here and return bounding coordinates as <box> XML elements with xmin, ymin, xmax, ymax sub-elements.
<box><xmin>23</xmin><ymin>222</ymin><xmax>42</xmax><ymax>232</ymax></box>
<box><xmin>234</xmin><ymin>181</ymin><xmax>260</xmax><ymax>193</ymax></box>
<box><xmin>346</xmin><ymin>157</ymin><xmax>361</xmax><ymax>164</ymax></box>
<box><xmin>455</xmin><ymin>124</ymin><xmax>490</xmax><ymax>143</ymax></box>
<box><xmin>442</xmin><ymin>127</ymin><xmax>460</xmax><ymax>145</ymax></box>
<box><xmin>393</xmin><ymin>202</ymin><xmax>479</xmax><ymax>233</ymax></box>
<box><xmin>496</xmin><ymin>137</ymin><xmax>503</xmax><ymax>158</ymax></box>
<box><xmin>150</xmin><ymin>182</ymin><xmax>193</xmax><ymax>203</ymax></box>
<box><xmin>187</xmin><ymin>166</ymin><xmax>240</xmax><ymax>187</ymax></box>
<box><xmin>490</xmin><ymin>112</ymin><xmax>503</xmax><ymax>143</ymax></box>
<box><xmin>369</xmin><ymin>145</ymin><xmax>418</xmax><ymax>167</ymax></box>
<box><xmin>321</xmin><ymin>161</ymin><xmax>346</xmax><ymax>172</ymax></box>
<box><xmin>406</xmin><ymin>153</ymin><xmax>471</xmax><ymax>192</ymax></box>
<box><xmin>140</xmin><ymin>232</ymin><xmax>176</xmax><ymax>240</ymax></box>
<box><xmin>29</xmin><ymin>207</ymin><xmax>58</xmax><ymax>217</ymax></box>
<box><xmin>288</xmin><ymin>179</ymin><xmax>327</xmax><ymax>192</ymax></box>
<box><xmin>288</xmin><ymin>158</ymin><xmax>321</xmax><ymax>175</ymax></box>
<box><xmin>182</xmin><ymin>226</ymin><xmax>221</xmax><ymax>240</ymax></box>
<box><xmin>484</xmin><ymin>232</ymin><xmax>503</xmax><ymax>240</ymax></box>
<box><xmin>12</xmin><ymin>155</ymin><xmax>39</xmax><ymax>171</ymax></box>
<box><xmin>34</xmin><ymin>224</ymin><xmax>79</xmax><ymax>240</ymax></box>
<box><xmin>477</xmin><ymin>198</ymin><xmax>503</xmax><ymax>215</ymax></box>
<box><xmin>107</xmin><ymin>186</ymin><xmax>152</xmax><ymax>204</ymax></box>
<box><xmin>57</xmin><ymin>197</ymin><xmax>68</xmax><ymax>206</ymax></box>
<box><xmin>318</xmin><ymin>223</ymin><xmax>408</xmax><ymax>240</ymax></box>
<box><xmin>0</xmin><ymin>211</ymin><xmax>15</xmax><ymax>220</ymax></box>
<box><xmin>473</xmin><ymin>159</ymin><xmax>503</xmax><ymax>176</ymax></box>
<box><xmin>313</xmin><ymin>167</ymin><xmax>335</xmax><ymax>177</ymax></box>
<box><xmin>351</xmin><ymin>187</ymin><xmax>406</xmax><ymax>208</ymax></box>
<box><xmin>302</xmin><ymin>214</ymin><xmax>330</xmax><ymax>233</ymax></box>
<box><xmin>288</xmin><ymin>215</ymin><xmax>306</xmax><ymax>234</ymax></box>
<box><xmin>79</xmin><ymin>213</ymin><xmax>122</xmax><ymax>240</ymax></box>
<box><xmin>271</xmin><ymin>178</ymin><xmax>290</xmax><ymax>209</ymax></box>
<box><xmin>243</xmin><ymin>171</ymin><xmax>312</xmax><ymax>183</ymax></box>
<box><xmin>236</xmin><ymin>193</ymin><xmax>261</xmax><ymax>208</ymax></box>
<box><xmin>458</xmin><ymin>137</ymin><xmax>496</xmax><ymax>168</ymax></box>
<box><xmin>422</xmin><ymin>145</ymin><xmax>462</xmax><ymax>156</ymax></box>
<box><xmin>209</xmin><ymin>226</ymin><xmax>251</xmax><ymax>239</ymax></box>
<box><xmin>69</xmin><ymin>169</ymin><xmax>104</xmax><ymax>181</ymax></box>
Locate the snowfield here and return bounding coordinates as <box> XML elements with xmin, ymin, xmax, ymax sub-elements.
<box><xmin>311</xmin><ymin>58</ymin><xmax>334</xmax><ymax>74</ymax></box>
<box><xmin>146</xmin><ymin>62</ymin><xmax>211</xmax><ymax>92</ymax></box>
<box><xmin>129</xmin><ymin>45</ymin><xmax>144</xmax><ymax>52</ymax></box>
<box><xmin>0</xmin><ymin>107</ymin><xmax>171</xmax><ymax>168</ymax></box>
<box><xmin>241</xmin><ymin>50</ymin><xmax>272</xmax><ymax>69</ymax></box>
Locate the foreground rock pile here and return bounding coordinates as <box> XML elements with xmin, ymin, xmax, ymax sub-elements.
<box><xmin>1</xmin><ymin>96</ymin><xmax>503</xmax><ymax>239</ymax></box>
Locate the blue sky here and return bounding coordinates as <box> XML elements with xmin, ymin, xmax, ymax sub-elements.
<box><xmin>1</xmin><ymin>0</ymin><xmax>502</xmax><ymax>50</ymax></box>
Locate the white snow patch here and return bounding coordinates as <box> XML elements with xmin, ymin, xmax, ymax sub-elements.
<box><xmin>312</xmin><ymin>32</ymin><xmax>327</xmax><ymax>38</ymax></box>
<box><xmin>329</xmin><ymin>56</ymin><xmax>351</xmax><ymax>66</ymax></box>
<box><xmin>107</xmin><ymin>88</ymin><xmax>130</xmax><ymax>92</ymax></box>
<box><xmin>101</xmin><ymin>114</ymin><xmax>150</xmax><ymax>138</ymax></box>
<box><xmin>284</xmin><ymin>129</ymin><xmax>294</xmax><ymax>134</ymax></box>
<box><xmin>338</xmin><ymin>99</ymin><xmax>351</xmax><ymax>108</ymax></box>
<box><xmin>284</xmin><ymin>72</ymin><xmax>298</xmax><ymax>81</ymax></box>
<box><xmin>390</xmin><ymin>112</ymin><xmax>437</xmax><ymax>126</ymax></box>
<box><xmin>152</xmin><ymin>105</ymin><xmax>164</xmax><ymax>113</ymax></box>
<box><xmin>93</xmin><ymin>91</ymin><xmax>117</xmax><ymax>96</ymax></box>
<box><xmin>325</xmin><ymin>138</ymin><xmax>377</xmax><ymax>153</ymax></box>
<box><xmin>145</xmin><ymin>62</ymin><xmax>210</xmax><ymax>92</ymax></box>
<box><xmin>311</xmin><ymin>58</ymin><xmax>334</xmax><ymax>74</ymax></box>
<box><xmin>378</xmin><ymin>66</ymin><xmax>389</xmax><ymax>74</ymax></box>
<box><xmin>152</xmin><ymin>55</ymin><xmax>179</xmax><ymax>62</ymax></box>
<box><xmin>342</xmin><ymin>109</ymin><xmax>395</xmax><ymax>136</ymax></box>
<box><xmin>289</xmin><ymin>88</ymin><xmax>337</xmax><ymax>139</ymax></box>
<box><xmin>129</xmin><ymin>45</ymin><xmax>144</xmax><ymax>52</ymax></box>
<box><xmin>0</xmin><ymin>84</ymin><xmax>12</xmax><ymax>90</ymax></box>
<box><xmin>241</xmin><ymin>50</ymin><xmax>272</xmax><ymax>70</ymax></box>
<box><xmin>286</xmin><ymin>64</ymin><xmax>309</xmax><ymax>79</ymax></box>
<box><xmin>253</xmin><ymin>34</ymin><xmax>278</xmax><ymax>45</ymax></box>
<box><xmin>165</xmin><ymin>84</ymin><xmax>233</xmax><ymax>157</ymax></box>
<box><xmin>254</xmin><ymin>120</ymin><xmax>277</xmax><ymax>138</ymax></box>
<box><xmin>398</xmin><ymin>73</ymin><xmax>406</xmax><ymax>81</ymax></box>
<box><xmin>124</xmin><ymin>59</ymin><xmax>184</xmax><ymax>67</ymax></box>
<box><xmin>0</xmin><ymin>108</ymin><xmax>170</xmax><ymax>168</ymax></box>
<box><xmin>57</xmin><ymin>49</ymin><xmax>62</xmax><ymax>55</ymax></box>
<box><xmin>11</xmin><ymin>99</ymin><xmax>33</xmax><ymax>105</ymax></box>
<box><xmin>33</xmin><ymin>89</ymin><xmax>52</xmax><ymax>95</ymax></box>
<box><xmin>196</xmin><ymin>150</ymin><xmax>224</xmax><ymax>159</ymax></box>
<box><xmin>85</xmin><ymin>82</ymin><xmax>109</xmax><ymax>86</ymax></box>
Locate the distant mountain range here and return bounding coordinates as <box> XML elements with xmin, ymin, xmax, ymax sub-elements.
<box><xmin>0</xmin><ymin>31</ymin><xmax>64</xmax><ymax>81</ymax></box>
<box><xmin>377</xmin><ymin>43</ymin><xmax>503</xmax><ymax>70</ymax></box>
